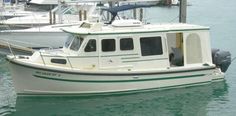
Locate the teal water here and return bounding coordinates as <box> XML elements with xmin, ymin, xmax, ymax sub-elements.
<box><xmin>1</xmin><ymin>0</ymin><xmax>236</xmax><ymax>115</ymax></box>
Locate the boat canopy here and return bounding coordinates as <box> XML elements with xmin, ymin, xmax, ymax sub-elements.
<box><xmin>102</xmin><ymin>4</ymin><xmax>153</xmax><ymax>24</ymax></box>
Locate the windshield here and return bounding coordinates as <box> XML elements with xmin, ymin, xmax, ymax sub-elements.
<box><xmin>64</xmin><ymin>34</ymin><xmax>74</xmax><ymax>48</ymax></box>
<box><xmin>70</xmin><ymin>36</ymin><xmax>84</xmax><ymax>51</ymax></box>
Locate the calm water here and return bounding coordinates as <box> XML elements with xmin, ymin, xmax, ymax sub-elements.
<box><xmin>1</xmin><ymin>0</ymin><xmax>236</xmax><ymax>115</ymax></box>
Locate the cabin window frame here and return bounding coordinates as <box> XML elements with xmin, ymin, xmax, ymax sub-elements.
<box><xmin>64</xmin><ymin>34</ymin><xmax>75</xmax><ymax>48</ymax></box>
<box><xmin>69</xmin><ymin>36</ymin><xmax>84</xmax><ymax>51</ymax></box>
<box><xmin>101</xmin><ymin>39</ymin><xmax>116</xmax><ymax>52</ymax></box>
<box><xmin>120</xmin><ymin>38</ymin><xmax>134</xmax><ymax>51</ymax></box>
<box><xmin>84</xmin><ymin>39</ymin><xmax>97</xmax><ymax>52</ymax></box>
<box><xmin>139</xmin><ymin>36</ymin><xmax>163</xmax><ymax>56</ymax></box>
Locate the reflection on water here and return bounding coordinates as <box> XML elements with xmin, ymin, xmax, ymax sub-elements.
<box><xmin>0</xmin><ymin>70</ymin><xmax>16</xmax><ymax>115</ymax></box>
<box><xmin>2</xmin><ymin>80</ymin><xmax>228</xmax><ymax>116</ymax></box>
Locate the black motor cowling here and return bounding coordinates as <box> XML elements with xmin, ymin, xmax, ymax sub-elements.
<box><xmin>212</xmin><ymin>48</ymin><xmax>231</xmax><ymax>72</ymax></box>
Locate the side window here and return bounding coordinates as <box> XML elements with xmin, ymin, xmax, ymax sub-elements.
<box><xmin>85</xmin><ymin>39</ymin><xmax>96</xmax><ymax>52</ymax></box>
<box><xmin>102</xmin><ymin>39</ymin><xmax>115</xmax><ymax>52</ymax></box>
<box><xmin>140</xmin><ymin>36</ymin><xmax>163</xmax><ymax>56</ymax></box>
<box><xmin>120</xmin><ymin>38</ymin><xmax>134</xmax><ymax>51</ymax></box>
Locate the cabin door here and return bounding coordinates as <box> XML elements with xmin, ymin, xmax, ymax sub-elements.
<box><xmin>185</xmin><ymin>33</ymin><xmax>203</xmax><ymax>64</ymax></box>
<box><xmin>167</xmin><ymin>33</ymin><xmax>184</xmax><ymax>66</ymax></box>
<box><xmin>98</xmin><ymin>38</ymin><xmax>120</xmax><ymax>69</ymax></box>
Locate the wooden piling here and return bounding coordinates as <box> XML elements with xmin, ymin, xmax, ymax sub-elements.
<box><xmin>166</xmin><ymin>0</ymin><xmax>172</xmax><ymax>5</ymax></box>
<box><xmin>84</xmin><ymin>10</ymin><xmax>87</xmax><ymax>20</ymax></box>
<box><xmin>179</xmin><ymin>0</ymin><xmax>187</xmax><ymax>23</ymax></box>
<box><xmin>139</xmin><ymin>8</ymin><xmax>143</xmax><ymax>22</ymax></box>
<box><xmin>53</xmin><ymin>12</ymin><xmax>56</xmax><ymax>24</ymax></box>
<box><xmin>79</xmin><ymin>10</ymin><xmax>82</xmax><ymax>21</ymax></box>
<box><xmin>133</xmin><ymin>9</ymin><xmax>137</xmax><ymax>19</ymax></box>
<box><xmin>49</xmin><ymin>11</ymin><xmax>52</xmax><ymax>24</ymax></box>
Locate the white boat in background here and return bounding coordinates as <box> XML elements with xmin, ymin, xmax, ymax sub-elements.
<box><xmin>119</xmin><ymin>0</ymin><xmax>161</xmax><ymax>6</ymax></box>
<box><xmin>118</xmin><ymin>0</ymin><xmax>179</xmax><ymax>6</ymax></box>
<box><xmin>0</xmin><ymin>1</ymin><xmax>29</xmax><ymax>19</ymax></box>
<box><xmin>0</xmin><ymin>23</ymin><xmax>81</xmax><ymax>48</ymax></box>
<box><xmin>2</xmin><ymin>11</ymin><xmax>79</xmax><ymax>27</ymax></box>
<box><xmin>171</xmin><ymin>0</ymin><xmax>179</xmax><ymax>5</ymax></box>
<box><xmin>0</xmin><ymin>0</ymin><xmax>56</xmax><ymax>20</ymax></box>
<box><xmin>28</xmin><ymin>0</ymin><xmax>58</xmax><ymax>5</ymax></box>
<box><xmin>0</xmin><ymin>3</ymin><xmax>28</xmax><ymax>19</ymax></box>
<box><xmin>0</xmin><ymin>3</ymin><xmax>103</xmax><ymax>49</ymax></box>
<box><xmin>6</xmin><ymin>5</ymin><xmax>232</xmax><ymax>96</ymax></box>
<box><xmin>1</xmin><ymin>2</ymin><xmax>99</xmax><ymax>28</ymax></box>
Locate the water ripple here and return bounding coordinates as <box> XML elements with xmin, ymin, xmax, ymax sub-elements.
<box><xmin>0</xmin><ymin>73</ymin><xmax>17</xmax><ymax>116</ymax></box>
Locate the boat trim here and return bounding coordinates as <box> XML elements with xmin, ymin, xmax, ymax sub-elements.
<box><xmin>122</xmin><ymin>58</ymin><xmax>168</xmax><ymax>63</ymax></box>
<box><xmin>41</xmin><ymin>53</ymin><xmax>139</xmax><ymax>58</ymax></box>
<box><xmin>63</xmin><ymin>28</ymin><xmax>210</xmax><ymax>36</ymax></box>
<box><xmin>121</xmin><ymin>57</ymin><xmax>140</xmax><ymax>59</ymax></box>
<box><xmin>33</xmin><ymin>74</ymin><xmax>205</xmax><ymax>83</ymax></box>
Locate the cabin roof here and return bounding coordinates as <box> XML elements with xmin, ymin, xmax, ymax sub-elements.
<box><xmin>62</xmin><ymin>22</ymin><xmax>209</xmax><ymax>36</ymax></box>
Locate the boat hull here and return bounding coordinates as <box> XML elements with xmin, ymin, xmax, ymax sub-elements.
<box><xmin>8</xmin><ymin>60</ymin><xmax>225</xmax><ymax>96</ymax></box>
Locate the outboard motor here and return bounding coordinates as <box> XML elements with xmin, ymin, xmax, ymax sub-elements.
<box><xmin>212</xmin><ymin>49</ymin><xmax>231</xmax><ymax>72</ymax></box>
<box><xmin>211</xmin><ymin>48</ymin><xmax>219</xmax><ymax>64</ymax></box>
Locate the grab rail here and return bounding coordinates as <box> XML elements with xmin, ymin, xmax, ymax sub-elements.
<box><xmin>7</xmin><ymin>41</ymin><xmax>15</xmax><ymax>57</ymax></box>
<box><xmin>66</xmin><ymin>56</ymin><xmax>73</xmax><ymax>69</ymax></box>
<box><xmin>39</xmin><ymin>51</ymin><xmax>46</xmax><ymax>66</ymax></box>
<box><xmin>0</xmin><ymin>39</ymin><xmax>35</xmax><ymax>55</ymax></box>
<box><xmin>0</xmin><ymin>39</ymin><xmax>53</xmax><ymax>50</ymax></box>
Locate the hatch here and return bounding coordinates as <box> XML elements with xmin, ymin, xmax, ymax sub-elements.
<box><xmin>111</xmin><ymin>19</ymin><xmax>142</xmax><ymax>27</ymax></box>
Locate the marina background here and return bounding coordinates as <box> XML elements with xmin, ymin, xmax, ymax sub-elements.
<box><xmin>1</xmin><ymin>0</ymin><xmax>236</xmax><ymax>115</ymax></box>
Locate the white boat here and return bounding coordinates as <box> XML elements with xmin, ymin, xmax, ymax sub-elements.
<box><xmin>0</xmin><ymin>2</ymin><xmax>102</xmax><ymax>49</ymax></box>
<box><xmin>0</xmin><ymin>3</ymin><xmax>38</xmax><ymax>19</ymax></box>
<box><xmin>0</xmin><ymin>0</ymin><xmax>55</xmax><ymax>20</ymax></box>
<box><xmin>119</xmin><ymin>0</ymin><xmax>162</xmax><ymax>6</ymax></box>
<box><xmin>28</xmin><ymin>0</ymin><xmax>58</xmax><ymax>5</ymax></box>
<box><xmin>118</xmin><ymin>0</ymin><xmax>179</xmax><ymax>6</ymax></box>
<box><xmin>0</xmin><ymin>2</ymin><xmax>99</xmax><ymax>28</ymax></box>
<box><xmin>0</xmin><ymin>23</ymin><xmax>81</xmax><ymax>49</ymax></box>
<box><xmin>171</xmin><ymin>0</ymin><xmax>179</xmax><ymax>5</ymax></box>
<box><xmin>6</xmin><ymin>17</ymin><xmax>231</xmax><ymax>95</ymax></box>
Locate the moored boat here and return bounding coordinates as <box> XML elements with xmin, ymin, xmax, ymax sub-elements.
<box><xmin>0</xmin><ymin>2</ymin><xmax>102</xmax><ymax>50</ymax></box>
<box><xmin>0</xmin><ymin>2</ymin><xmax>99</xmax><ymax>29</ymax></box>
<box><xmin>6</xmin><ymin>5</ymin><xmax>232</xmax><ymax>96</ymax></box>
<box><xmin>0</xmin><ymin>23</ymin><xmax>80</xmax><ymax>49</ymax></box>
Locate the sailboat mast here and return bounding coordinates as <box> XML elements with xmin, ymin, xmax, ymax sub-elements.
<box><xmin>58</xmin><ymin>0</ymin><xmax>63</xmax><ymax>24</ymax></box>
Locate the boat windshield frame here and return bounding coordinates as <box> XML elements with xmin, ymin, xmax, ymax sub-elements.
<box><xmin>64</xmin><ymin>34</ymin><xmax>84</xmax><ymax>51</ymax></box>
<box><xmin>64</xmin><ymin>34</ymin><xmax>74</xmax><ymax>48</ymax></box>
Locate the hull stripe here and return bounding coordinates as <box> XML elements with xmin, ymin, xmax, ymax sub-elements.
<box><xmin>33</xmin><ymin>74</ymin><xmax>205</xmax><ymax>83</ymax></box>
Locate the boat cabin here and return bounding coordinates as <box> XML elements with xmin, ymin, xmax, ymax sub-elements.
<box><xmin>40</xmin><ymin>20</ymin><xmax>212</xmax><ymax>71</ymax></box>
